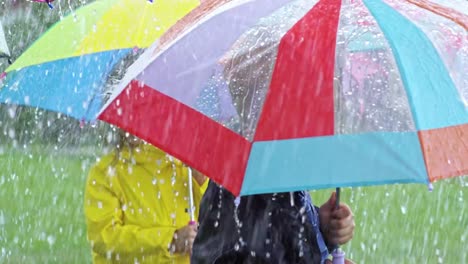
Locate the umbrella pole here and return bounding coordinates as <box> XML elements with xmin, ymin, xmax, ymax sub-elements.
<box><xmin>187</xmin><ymin>167</ymin><xmax>196</xmax><ymax>224</ymax></box>
<box><xmin>331</xmin><ymin>187</ymin><xmax>345</xmax><ymax>264</ymax></box>
<box><xmin>335</xmin><ymin>187</ymin><xmax>340</xmax><ymax>209</ymax></box>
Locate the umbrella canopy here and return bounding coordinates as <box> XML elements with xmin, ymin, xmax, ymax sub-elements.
<box><xmin>0</xmin><ymin>20</ymin><xmax>10</xmax><ymax>58</ymax></box>
<box><xmin>0</xmin><ymin>0</ymin><xmax>199</xmax><ymax>121</ymax></box>
<box><xmin>100</xmin><ymin>0</ymin><xmax>468</xmax><ymax>196</ymax></box>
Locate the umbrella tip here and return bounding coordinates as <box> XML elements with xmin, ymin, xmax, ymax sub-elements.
<box><xmin>46</xmin><ymin>0</ymin><xmax>54</xmax><ymax>9</ymax></box>
<box><xmin>0</xmin><ymin>72</ymin><xmax>6</xmax><ymax>80</ymax></box>
<box><xmin>32</xmin><ymin>0</ymin><xmax>53</xmax><ymax>8</ymax></box>
<box><xmin>428</xmin><ymin>182</ymin><xmax>434</xmax><ymax>192</ymax></box>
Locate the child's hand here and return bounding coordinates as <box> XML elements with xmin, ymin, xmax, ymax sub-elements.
<box><xmin>319</xmin><ymin>192</ymin><xmax>355</xmax><ymax>246</ymax></box>
<box><xmin>170</xmin><ymin>224</ymin><xmax>198</xmax><ymax>255</ymax></box>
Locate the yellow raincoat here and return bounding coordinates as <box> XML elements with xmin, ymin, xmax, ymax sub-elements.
<box><xmin>84</xmin><ymin>144</ymin><xmax>207</xmax><ymax>263</ymax></box>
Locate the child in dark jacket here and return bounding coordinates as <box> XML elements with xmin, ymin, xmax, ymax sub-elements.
<box><xmin>192</xmin><ymin>1</ymin><xmax>354</xmax><ymax>262</ymax></box>
<box><xmin>192</xmin><ymin>182</ymin><xmax>354</xmax><ymax>264</ymax></box>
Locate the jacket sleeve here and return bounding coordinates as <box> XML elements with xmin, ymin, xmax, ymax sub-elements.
<box><xmin>84</xmin><ymin>166</ymin><xmax>176</xmax><ymax>258</ymax></box>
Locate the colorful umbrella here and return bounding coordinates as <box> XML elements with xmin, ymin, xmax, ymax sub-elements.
<box><xmin>0</xmin><ymin>0</ymin><xmax>199</xmax><ymax>121</ymax></box>
<box><xmin>99</xmin><ymin>0</ymin><xmax>468</xmax><ymax>196</ymax></box>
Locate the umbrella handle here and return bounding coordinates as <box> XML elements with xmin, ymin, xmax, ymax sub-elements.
<box><xmin>331</xmin><ymin>187</ymin><xmax>345</xmax><ymax>264</ymax></box>
<box><xmin>335</xmin><ymin>187</ymin><xmax>340</xmax><ymax>209</ymax></box>
<box><xmin>331</xmin><ymin>248</ymin><xmax>345</xmax><ymax>264</ymax></box>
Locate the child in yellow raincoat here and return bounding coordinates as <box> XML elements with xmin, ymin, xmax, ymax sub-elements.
<box><xmin>84</xmin><ymin>133</ymin><xmax>207</xmax><ymax>263</ymax></box>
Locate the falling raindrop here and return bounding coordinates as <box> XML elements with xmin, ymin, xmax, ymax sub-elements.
<box><xmin>47</xmin><ymin>235</ymin><xmax>55</xmax><ymax>246</ymax></box>
<box><xmin>401</xmin><ymin>206</ymin><xmax>407</xmax><ymax>214</ymax></box>
<box><xmin>7</xmin><ymin>107</ymin><xmax>15</xmax><ymax>119</ymax></box>
<box><xmin>234</xmin><ymin>243</ymin><xmax>240</xmax><ymax>251</ymax></box>
<box><xmin>8</xmin><ymin>128</ymin><xmax>15</xmax><ymax>139</ymax></box>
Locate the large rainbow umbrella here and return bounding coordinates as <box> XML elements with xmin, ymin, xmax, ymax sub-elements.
<box><xmin>0</xmin><ymin>0</ymin><xmax>199</xmax><ymax>121</ymax></box>
<box><xmin>100</xmin><ymin>0</ymin><xmax>467</xmax><ymax>196</ymax></box>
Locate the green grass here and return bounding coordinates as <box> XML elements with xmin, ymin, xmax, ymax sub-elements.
<box><xmin>0</xmin><ymin>146</ymin><xmax>466</xmax><ymax>263</ymax></box>
<box><xmin>312</xmin><ymin>179</ymin><xmax>467</xmax><ymax>263</ymax></box>
<box><xmin>0</xmin><ymin>146</ymin><xmax>95</xmax><ymax>263</ymax></box>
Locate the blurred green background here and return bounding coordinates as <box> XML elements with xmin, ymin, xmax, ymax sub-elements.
<box><xmin>1</xmin><ymin>146</ymin><xmax>466</xmax><ymax>263</ymax></box>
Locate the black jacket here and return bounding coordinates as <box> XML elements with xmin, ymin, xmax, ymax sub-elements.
<box><xmin>192</xmin><ymin>181</ymin><xmax>330</xmax><ymax>264</ymax></box>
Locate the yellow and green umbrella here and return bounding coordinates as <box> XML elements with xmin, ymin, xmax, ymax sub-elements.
<box><xmin>0</xmin><ymin>0</ymin><xmax>199</xmax><ymax>121</ymax></box>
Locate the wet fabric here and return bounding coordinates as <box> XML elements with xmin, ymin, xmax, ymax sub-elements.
<box><xmin>192</xmin><ymin>181</ymin><xmax>329</xmax><ymax>264</ymax></box>
<box><xmin>84</xmin><ymin>144</ymin><xmax>207</xmax><ymax>264</ymax></box>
